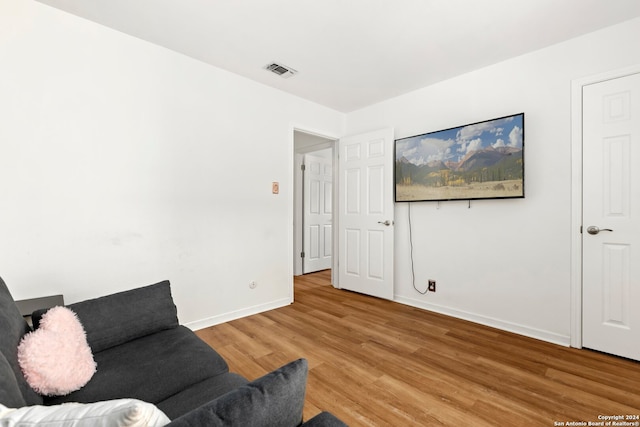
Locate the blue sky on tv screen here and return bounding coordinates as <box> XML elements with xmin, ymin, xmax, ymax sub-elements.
<box><xmin>396</xmin><ymin>114</ymin><xmax>524</xmax><ymax>166</ymax></box>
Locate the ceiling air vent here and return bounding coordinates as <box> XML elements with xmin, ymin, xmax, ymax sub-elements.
<box><xmin>264</xmin><ymin>62</ymin><xmax>298</xmax><ymax>79</ymax></box>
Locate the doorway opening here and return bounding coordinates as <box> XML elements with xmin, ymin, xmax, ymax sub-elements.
<box><xmin>293</xmin><ymin>130</ymin><xmax>337</xmax><ymax>279</ymax></box>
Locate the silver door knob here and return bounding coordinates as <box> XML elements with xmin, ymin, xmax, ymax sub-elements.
<box><xmin>587</xmin><ymin>226</ymin><xmax>613</xmax><ymax>235</ymax></box>
<box><xmin>377</xmin><ymin>220</ymin><xmax>391</xmax><ymax>226</ymax></box>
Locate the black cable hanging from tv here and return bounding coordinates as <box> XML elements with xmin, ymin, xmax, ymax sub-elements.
<box><xmin>408</xmin><ymin>203</ymin><xmax>428</xmax><ymax>295</ymax></box>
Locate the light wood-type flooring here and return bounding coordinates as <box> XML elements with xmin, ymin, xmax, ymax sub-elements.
<box><xmin>195</xmin><ymin>270</ymin><xmax>640</xmax><ymax>426</ymax></box>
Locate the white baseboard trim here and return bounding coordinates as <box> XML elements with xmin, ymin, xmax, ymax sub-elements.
<box><xmin>183</xmin><ymin>297</ymin><xmax>292</xmax><ymax>331</ymax></box>
<box><xmin>394</xmin><ymin>295</ymin><xmax>571</xmax><ymax>347</ymax></box>
<box><xmin>184</xmin><ymin>294</ymin><xmax>570</xmax><ymax>346</ymax></box>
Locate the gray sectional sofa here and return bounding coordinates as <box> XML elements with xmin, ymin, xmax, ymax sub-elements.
<box><xmin>0</xmin><ymin>277</ymin><xmax>347</xmax><ymax>426</ymax></box>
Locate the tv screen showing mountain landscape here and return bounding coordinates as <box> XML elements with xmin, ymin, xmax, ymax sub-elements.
<box><xmin>395</xmin><ymin>113</ymin><xmax>524</xmax><ymax>202</ymax></box>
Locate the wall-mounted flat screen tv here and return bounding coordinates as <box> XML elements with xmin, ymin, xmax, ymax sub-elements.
<box><xmin>395</xmin><ymin>113</ymin><xmax>524</xmax><ymax>202</ymax></box>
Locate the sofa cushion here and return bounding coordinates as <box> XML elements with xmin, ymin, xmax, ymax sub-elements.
<box><xmin>0</xmin><ymin>277</ymin><xmax>43</xmax><ymax>406</ymax></box>
<box><xmin>168</xmin><ymin>358</ymin><xmax>308</xmax><ymax>427</ymax></box>
<box><xmin>157</xmin><ymin>373</ymin><xmax>248</xmax><ymax>420</ymax></box>
<box><xmin>0</xmin><ymin>352</ymin><xmax>25</xmax><ymax>408</ymax></box>
<box><xmin>44</xmin><ymin>326</ymin><xmax>230</xmax><ymax>406</ymax></box>
<box><xmin>33</xmin><ymin>280</ymin><xmax>178</xmax><ymax>353</ymax></box>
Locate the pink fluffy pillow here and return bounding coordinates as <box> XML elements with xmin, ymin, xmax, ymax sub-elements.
<box><xmin>17</xmin><ymin>306</ymin><xmax>97</xmax><ymax>396</ymax></box>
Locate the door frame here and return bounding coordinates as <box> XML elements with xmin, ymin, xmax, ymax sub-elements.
<box><xmin>570</xmin><ymin>64</ymin><xmax>640</xmax><ymax>349</ymax></box>
<box><xmin>291</xmin><ymin>126</ymin><xmax>339</xmax><ymax>284</ymax></box>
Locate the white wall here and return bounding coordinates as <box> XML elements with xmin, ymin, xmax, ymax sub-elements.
<box><xmin>3</xmin><ymin>1</ymin><xmax>640</xmax><ymax>345</ymax></box>
<box><xmin>0</xmin><ymin>1</ymin><xmax>344</xmax><ymax>328</ymax></box>
<box><xmin>346</xmin><ymin>17</ymin><xmax>640</xmax><ymax>345</ymax></box>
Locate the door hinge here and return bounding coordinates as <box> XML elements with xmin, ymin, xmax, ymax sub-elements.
<box><xmin>301</xmin><ymin>251</ymin><xmax>305</xmax><ymax>258</ymax></box>
<box><xmin>301</xmin><ymin>164</ymin><xmax>306</xmax><ymax>171</ymax></box>
<box><xmin>580</xmin><ymin>225</ymin><xmax>583</xmax><ymax>234</ymax></box>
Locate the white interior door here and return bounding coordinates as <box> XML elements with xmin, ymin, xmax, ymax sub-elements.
<box><xmin>303</xmin><ymin>153</ymin><xmax>332</xmax><ymax>273</ymax></box>
<box><xmin>582</xmin><ymin>72</ymin><xmax>640</xmax><ymax>361</ymax></box>
<box><xmin>338</xmin><ymin>128</ymin><xmax>394</xmax><ymax>300</ymax></box>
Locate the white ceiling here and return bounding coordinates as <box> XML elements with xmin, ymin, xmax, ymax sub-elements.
<box><xmin>36</xmin><ymin>0</ymin><xmax>640</xmax><ymax>112</ymax></box>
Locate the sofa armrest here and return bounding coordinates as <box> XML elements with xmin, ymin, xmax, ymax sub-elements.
<box><xmin>167</xmin><ymin>358</ymin><xmax>308</xmax><ymax>427</ymax></box>
<box><xmin>301</xmin><ymin>412</ymin><xmax>349</xmax><ymax>427</ymax></box>
<box><xmin>32</xmin><ymin>281</ymin><xmax>178</xmax><ymax>353</ymax></box>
